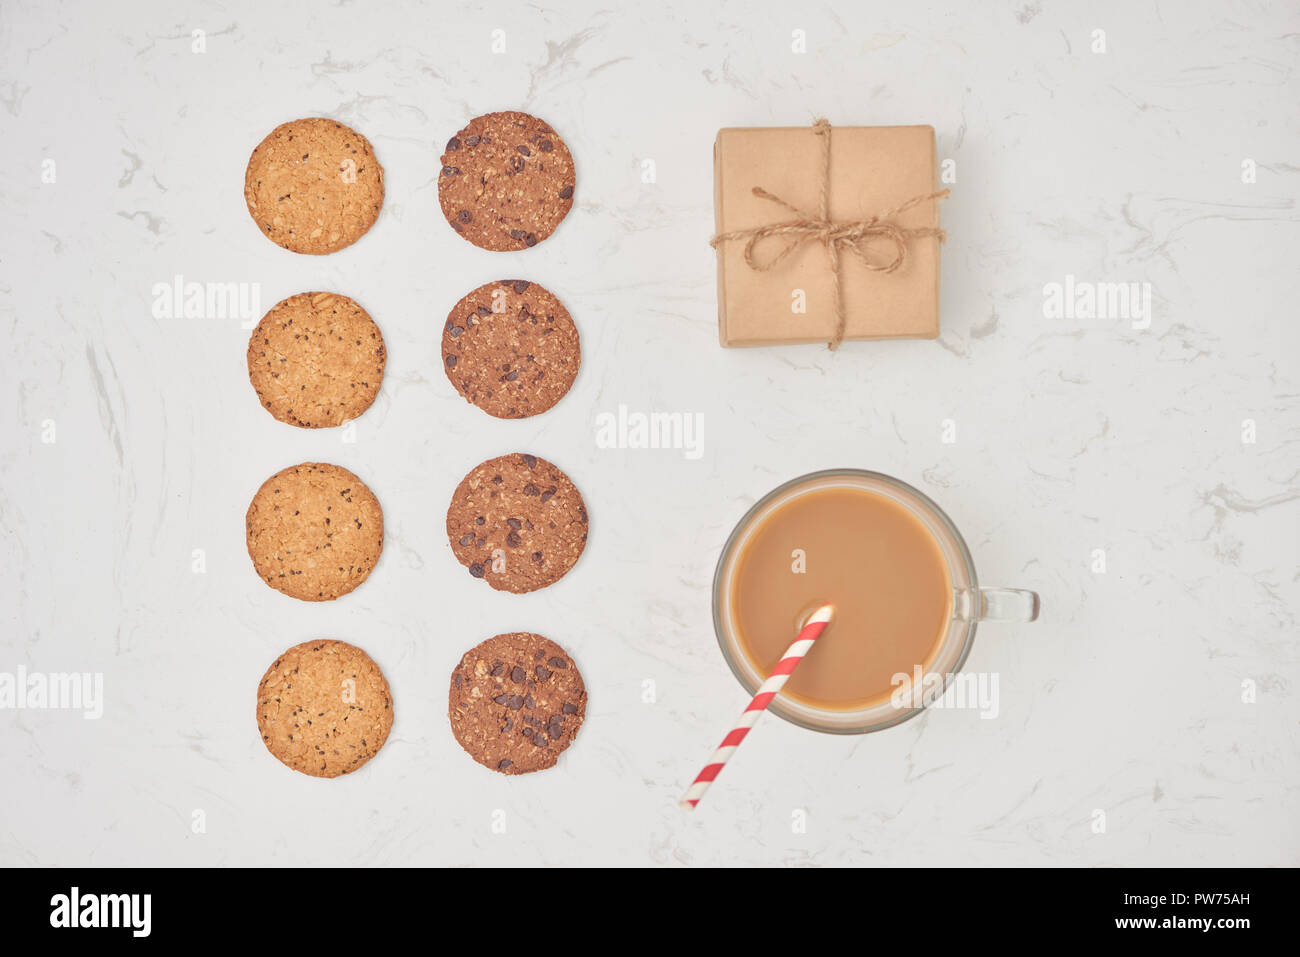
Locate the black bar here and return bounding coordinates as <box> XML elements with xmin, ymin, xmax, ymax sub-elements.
<box><xmin>0</xmin><ymin>866</ymin><xmax>1280</xmax><ymax>942</ymax></box>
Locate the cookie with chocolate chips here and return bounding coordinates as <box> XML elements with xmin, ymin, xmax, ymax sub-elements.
<box><xmin>257</xmin><ymin>639</ymin><xmax>394</xmax><ymax>778</ymax></box>
<box><xmin>244</xmin><ymin>117</ymin><xmax>384</xmax><ymax>255</ymax></box>
<box><xmin>448</xmin><ymin>633</ymin><xmax>587</xmax><ymax>775</ymax></box>
<box><xmin>247</xmin><ymin>291</ymin><xmax>386</xmax><ymax>428</ymax></box>
<box><xmin>437</xmin><ymin>111</ymin><xmax>575</xmax><ymax>251</ymax></box>
<box><xmin>445</xmin><ymin>453</ymin><xmax>588</xmax><ymax>593</ymax></box>
<box><xmin>442</xmin><ymin>279</ymin><xmax>580</xmax><ymax>419</ymax></box>
<box><xmin>246</xmin><ymin>462</ymin><xmax>384</xmax><ymax>601</ymax></box>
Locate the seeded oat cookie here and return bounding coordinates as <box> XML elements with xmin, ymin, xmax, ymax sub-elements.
<box><xmin>442</xmin><ymin>279</ymin><xmax>580</xmax><ymax>419</ymax></box>
<box><xmin>448</xmin><ymin>633</ymin><xmax>586</xmax><ymax>774</ymax></box>
<box><xmin>257</xmin><ymin>639</ymin><xmax>393</xmax><ymax>778</ymax></box>
<box><xmin>445</xmin><ymin>453</ymin><xmax>588</xmax><ymax>593</ymax></box>
<box><xmin>246</xmin><ymin>462</ymin><xmax>384</xmax><ymax>601</ymax></box>
<box><xmin>244</xmin><ymin>117</ymin><xmax>384</xmax><ymax>255</ymax></box>
<box><xmin>437</xmin><ymin>111</ymin><xmax>575</xmax><ymax>251</ymax></box>
<box><xmin>247</xmin><ymin>292</ymin><xmax>386</xmax><ymax>428</ymax></box>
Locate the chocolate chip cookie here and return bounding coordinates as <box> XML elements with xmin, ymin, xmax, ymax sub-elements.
<box><xmin>247</xmin><ymin>291</ymin><xmax>386</xmax><ymax>428</ymax></box>
<box><xmin>246</xmin><ymin>462</ymin><xmax>384</xmax><ymax>601</ymax></box>
<box><xmin>437</xmin><ymin>111</ymin><xmax>575</xmax><ymax>251</ymax></box>
<box><xmin>445</xmin><ymin>453</ymin><xmax>588</xmax><ymax>593</ymax></box>
<box><xmin>442</xmin><ymin>279</ymin><xmax>580</xmax><ymax>419</ymax></box>
<box><xmin>448</xmin><ymin>633</ymin><xmax>586</xmax><ymax>774</ymax></box>
<box><xmin>244</xmin><ymin>117</ymin><xmax>384</xmax><ymax>255</ymax></box>
<box><xmin>257</xmin><ymin>639</ymin><xmax>394</xmax><ymax>778</ymax></box>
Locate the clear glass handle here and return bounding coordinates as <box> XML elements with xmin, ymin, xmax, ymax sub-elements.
<box><xmin>954</xmin><ymin>587</ymin><xmax>1040</xmax><ymax>622</ymax></box>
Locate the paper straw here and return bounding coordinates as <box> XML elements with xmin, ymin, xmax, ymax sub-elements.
<box><xmin>680</xmin><ymin>603</ymin><xmax>834</xmax><ymax>810</ymax></box>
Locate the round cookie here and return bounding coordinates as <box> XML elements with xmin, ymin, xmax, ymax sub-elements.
<box><xmin>446</xmin><ymin>453</ymin><xmax>588</xmax><ymax>593</ymax></box>
<box><xmin>442</xmin><ymin>280</ymin><xmax>580</xmax><ymax>419</ymax></box>
<box><xmin>448</xmin><ymin>633</ymin><xmax>587</xmax><ymax>775</ymax></box>
<box><xmin>257</xmin><ymin>639</ymin><xmax>394</xmax><ymax>778</ymax></box>
<box><xmin>244</xmin><ymin>117</ymin><xmax>384</xmax><ymax>255</ymax></box>
<box><xmin>437</xmin><ymin>111</ymin><xmax>575</xmax><ymax>251</ymax></box>
<box><xmin>248</xmin><ymin>292</ymin><xmax>386</xmax><ymax>428</ymax></box>
<box><xmin>246</xmin><ymin>462</ymin><xmax>384</xmax><ymax>602</ymax></box>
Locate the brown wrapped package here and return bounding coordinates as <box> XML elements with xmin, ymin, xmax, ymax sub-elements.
<box><xmin>712</xmin><ymin>122</ymin><xmax>946</xmax><ymax>349</ymax></box>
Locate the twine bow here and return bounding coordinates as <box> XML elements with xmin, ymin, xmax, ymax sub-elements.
<box><xmin>711</xmin><ymin>117</ymin><xmax>949</xmax><ymax>350</ymax></box>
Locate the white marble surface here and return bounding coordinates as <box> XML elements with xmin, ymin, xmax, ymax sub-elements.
<box><xmin>1</xmin><ymin>0</ymin><xmax>1296</xmax><ymax>867</ymax></box>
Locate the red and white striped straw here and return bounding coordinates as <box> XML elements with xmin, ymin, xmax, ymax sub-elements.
<box><xmin>680</xmin><ymin>603</ymin><xmax>834</xmax><ymax>810</ymax></box>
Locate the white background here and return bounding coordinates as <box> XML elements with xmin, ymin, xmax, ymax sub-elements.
<box><xmin>1</xmin><ymin>0</ymin><xmax>1296</xmax><ymax>866</ymax></box>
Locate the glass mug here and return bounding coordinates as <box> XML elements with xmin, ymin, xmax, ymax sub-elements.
<box><xmin>712</xmin><ymin>469</ymin><xmax>1040</xmax><ymax>734</ymax></box>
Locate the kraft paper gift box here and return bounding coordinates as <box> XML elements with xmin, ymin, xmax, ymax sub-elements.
<box><xmin>712</xmin><ymin>122</ymin><xmax>945</xmax><ymax>348</ymax></box>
